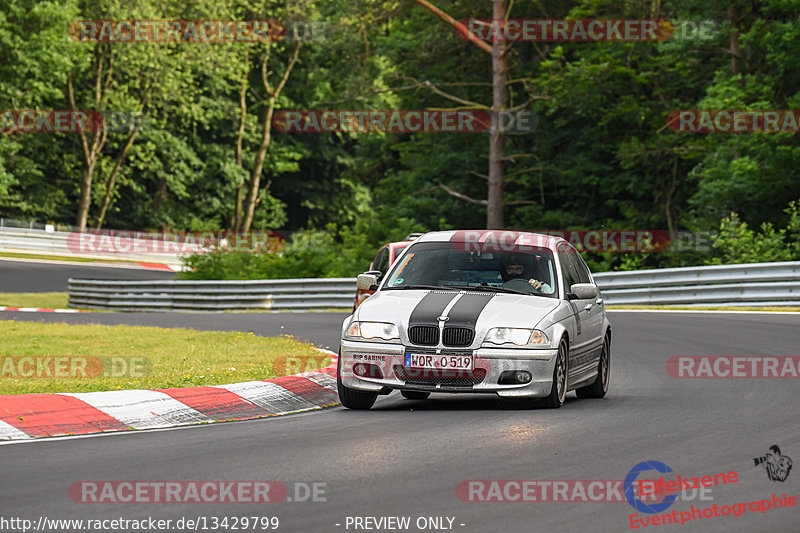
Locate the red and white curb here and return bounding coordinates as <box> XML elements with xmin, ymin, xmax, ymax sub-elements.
<box><xmin>136</xmin><ymin>262</ymin><xmax>182</xmax><ymax>271</ymax></box>
<box><xmin>0</xmin><ymin>350</ymin><xmax>339</xmax><ymax>441</ymax></box>
<box><xmin>0</xmin><ymin>255</ymin><xmax>183</xmax><ymax>271</ymax></box>
<box><xmin>0</xmin><ymin>307</ymin><xmax>89</xmax><ymax>313</ymax></box>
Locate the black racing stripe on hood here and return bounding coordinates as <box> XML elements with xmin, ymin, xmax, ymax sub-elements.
<box><xmin>444</xmin><ymin>293</ymin><xmax>494</xmax><ymax>328</ymax></box>
<box><xmin>408</xmin><ymin>291</ymin><xmax>459</xmax><ymax>327</ymax></box>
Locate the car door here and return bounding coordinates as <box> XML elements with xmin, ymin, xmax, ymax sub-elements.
<box><xmin>571</xmin><ymin>251</ymin><xmax>604</xmax><ymax>364</ymax></box>
<box><xmin>557</xmin><ymin>249</ymin><xmax>584</xmax><ymax>375</ymax></box>
<box><xmin>558</xmin><ymin>246</ymin><xmax>599</xmax><ymax>376</ymax></box>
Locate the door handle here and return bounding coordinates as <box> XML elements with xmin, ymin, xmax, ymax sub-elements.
<box><xmin>584</xmin><ymin>304</ymin><xmax>593</xmax><ymax>312</ymax></box>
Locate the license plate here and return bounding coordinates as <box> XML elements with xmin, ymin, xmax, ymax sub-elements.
<box><xmin>404</xmin><ymin>353</ymin><xmax>473</xmax><ymax>370</ymax></box>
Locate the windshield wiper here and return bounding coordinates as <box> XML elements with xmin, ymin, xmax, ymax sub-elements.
<box><xmin>446</xmin><ymin>284</ymin><xmax>529</xmax><ymax>295</ymax></box>
<box><xmin>386</xmin><ymin>284</ymin><xmax>528</xmax><ymax>295</ymax></box>
<box><xmin>385</xmin><ymin>284</ymin><xmax>451</xmax><ymax>291</ymax></box>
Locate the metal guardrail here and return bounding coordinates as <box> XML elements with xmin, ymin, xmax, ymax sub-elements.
<box><xmin>67</xmin><ymin>261</ymin><xmax>800</xmax><ymax>311</ymax></box>
<box><xmin>594</xmin><ymin>261</ymin><xmax>800</xmax><ymax>306</ymax></box>
<box><xmin>68</xmin><ymin>278</ymin><xmax>357</xmax><ymax>311</ymax></box>
<box><xmin>0</xmin><ymin>217</ymin><xmax>76</xmax><ymax>232</ymax></box>
<box><xmin>0</xmin><ymin>227</ymin><xmax>185</xmax><ymax>266</ymax></box>
<box><xmin>592</xmin><ymin>261</ymin><xmax>800</xmax><ymax>288</ymax></box>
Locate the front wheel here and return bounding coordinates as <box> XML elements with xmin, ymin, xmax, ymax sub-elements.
<box><xmin>576</xmin><ymin>333</ymin><xmax>610</xmax><ymax>399</ymax></box>
<box><xmin>538</xmin><ymin>339</ymin><xmax>568</xmax><ymax>409</ymax></box>
<box><xmin>401</xmin><ymin>390</ymin><xmax>430</xmax><ymax>400</ymax></box>
<box><xmin>337</xmin><ymin>355</ymin><xmax>377</xmax><ymax>410</ymax></box>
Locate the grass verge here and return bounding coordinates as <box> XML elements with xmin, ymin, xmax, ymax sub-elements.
<box><xmin>0</xmin><ymin>292</ymin><xmax>71</xmax><ymax>309</ymax></box>
<box><xmin>606</xmin><ymin>305</ymin><xmax>800</xmax><ymax>312</ymax></box>
<box><xmin>0</xmin><ymin>251</ymin><xmax>145</xmax><ymax>264</ymax></box>
<box><xmin>0</xmin><ymin>294</ymin><xmax>347</xmax><ymax>313</ymax></box>
<box><xmin>0</xmin><ymin>320</ymin><xmax>330</xmax><ymax>395</ymax></box>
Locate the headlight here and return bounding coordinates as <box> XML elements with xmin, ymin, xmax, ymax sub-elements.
<box><xmin>482</xmin><ymin>328</ymin><xmax>549</xmax><ymax>347</ymax></box>
<box><xmin>345</xmin><ymin>321</ymin><xmax>400</xmax><ymax>341</ymax></box>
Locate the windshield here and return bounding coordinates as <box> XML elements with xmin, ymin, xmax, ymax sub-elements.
<box><xmin>383</xmin><ymin>241</ymin><xmax>558</xmax><ymax>298</ymax></box>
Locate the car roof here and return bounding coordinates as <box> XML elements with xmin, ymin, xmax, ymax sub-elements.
<box><xmin>380</xmin><ymin>235</ymin><xmax>421</xmax><ymax>250</ymax></box>
<box><xmin>413</xmin><ymin>230</ymin><xmax>566</xmax><ymax>250</ymax></box>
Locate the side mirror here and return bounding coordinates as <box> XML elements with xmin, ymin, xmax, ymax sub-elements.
<box><xmin>357</xmin><ymin>271</ymin><xmax>381</xmax><ymax>292</ymax></box>
<box><xmin>569</xmin><ymin>283</ymin><xmax>598</xmax><ymax>300</ymax></box>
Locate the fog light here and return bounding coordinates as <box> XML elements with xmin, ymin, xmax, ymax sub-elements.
<box><xmin>353</xmin><ymin>362</ymin><xmax>384</xmax><ymax>379</ymax></box>
<box><xmin>515</xmin><ymin>371</ymin><xmax>532</xmax><ymax>383</ymax></box>
<box><xmin>499</xmin><ymin>370</ymin><xmax>532</xmax><ymax>385</ymax></box>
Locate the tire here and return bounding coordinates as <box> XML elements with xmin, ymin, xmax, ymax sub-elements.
<box><xmin>576</xmin><ymin>333</ymin><xmax>610</xmax><ymax>399</ymax></box>
<box><xmin>538</xmin><ymin>338</ymin><xmax>568</xmax><ymax>409</ymax></box>
<box><xmin>401</xmin><ymin>390</ymin><xmax>430</xmax><ymax>400</ymax></box>
<box><xmin>337</xmin><ymin>354</ymin><xmax>377</xmax><ymax>410</ymax></box>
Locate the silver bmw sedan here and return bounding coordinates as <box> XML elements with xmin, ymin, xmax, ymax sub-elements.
<box><xmin>338</xmin><ymin>230</ymin><xmax>611</xmax><ymax>409</ymax></box>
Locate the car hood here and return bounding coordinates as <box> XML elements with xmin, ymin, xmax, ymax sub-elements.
<box><xmin>356</xmin><ymin>289</ymin><xmax>560</xmax><ymax>333</ymax></box>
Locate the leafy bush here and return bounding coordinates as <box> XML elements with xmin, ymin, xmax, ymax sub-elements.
<box><xmin>180</xmin><ymin>216</ymin><xmax>425</xmax><ymax>280</ymax></box>
<box><xmin>706</xmin><ymin>199</ymin><xmax>800</xmax><ymax>265</ymax></box>
<box><xmin>182</xmin><ymin>198</ymin><xmax>800</xmax><ymax>281</ymax></box>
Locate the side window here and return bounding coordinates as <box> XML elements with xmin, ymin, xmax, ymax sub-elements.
<box><xmin>570</xmin><ymin>251</ymin><xmax>592</xmax><ymax>284</ymax></box>
<box><xmin>558</xmin><ymin>253</ymin><xmax>578</xmax><ymax>296</ymax></box>
<box><xmin>376</xmin><ymin>247</ymin><xmax>390</xmax><ymax>277</ymax></box>
<box><xmin>371</xmin><ymin>247</ymin><xmax>387</xmax><ymax>275</ymax></box>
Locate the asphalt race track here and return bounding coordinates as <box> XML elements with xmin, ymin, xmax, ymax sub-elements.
<box><xmin>0</xmin><ymin>259</ymin><xmax>175</xmax><ymax>292</ymax></box>
<box><xmin>0</xmin><ymin>310</ymin><xmax>349</xmax><ymax>353</ymax></box>
<box><xmin>1</xmin><ymin>309</ymin><xmax>799</xmax><ymax>532</ymax></box>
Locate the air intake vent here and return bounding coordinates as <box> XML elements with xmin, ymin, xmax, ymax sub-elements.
<box><xmin>393</xmin><ymin>365</ymin><xmax>486</xmax><ymax>386</ymax></box>
<box><xmin>408</xmin><ymin>325</ymin><xmax>439</xmax><ymax>346</ymax></box>
<box><xmin>442</xmin><ymin>327</ymin><xmax>474</xmax><ymax>347</ymax></box>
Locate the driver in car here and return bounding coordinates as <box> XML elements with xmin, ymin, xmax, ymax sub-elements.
<box><xmin>500</xmin><ymin>253</ymin><xmax>551</xmax><ymax>292</ymax></box>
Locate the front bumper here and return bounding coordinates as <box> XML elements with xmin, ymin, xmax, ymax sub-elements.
<box><xmin>339</xmin><ymin>339</ymin><xmax>558</xmax><ymax>398</ymax></box>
